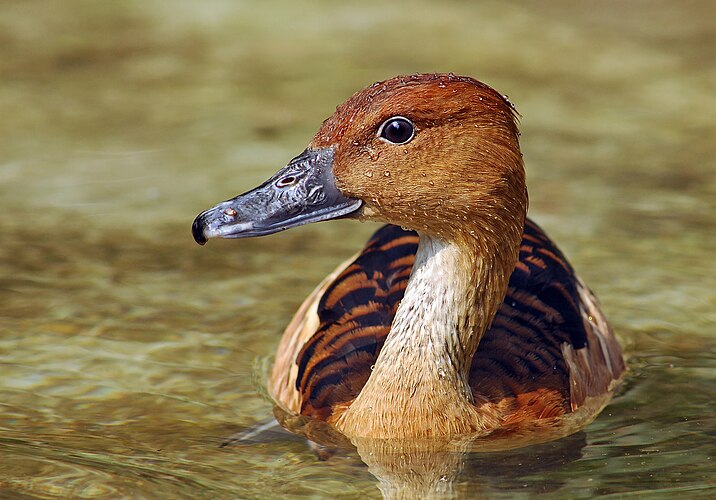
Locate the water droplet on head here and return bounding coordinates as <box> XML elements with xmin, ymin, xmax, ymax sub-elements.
<box><xmin>384</xmin><ymin>171</ymin><xmax>391</xmax><ymax>177</ymax></box>
<box><xmin>364</xmin><ymin>171</ymin><xmax>373</xmax><ymax>178</ymax></box>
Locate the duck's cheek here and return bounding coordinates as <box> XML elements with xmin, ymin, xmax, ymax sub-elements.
<box><xmin>353</xmin><ymin>200</ymin><xmax>406</xmax><ymax>227</ymax></box>
<box><xmin>355</xmin><ymin>204</ymin><xmax>383</xmax><ymax>223</ymax></box>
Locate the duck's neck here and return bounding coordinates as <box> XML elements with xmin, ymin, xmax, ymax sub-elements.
<box><xmin>335</xmin><ymin>231</ymin><xmax>517</xmax><ymax>438</ymax></box>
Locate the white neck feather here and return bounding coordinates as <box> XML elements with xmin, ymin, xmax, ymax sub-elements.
<box><xmin>334</xmin><ymin>234</ymin><xmax>498</xmax><ymax>437</ymax></box>
<box><xmin>380</xmin><ymin>235</ymin><xmax>478</xmax><ymax>398</ymax></box>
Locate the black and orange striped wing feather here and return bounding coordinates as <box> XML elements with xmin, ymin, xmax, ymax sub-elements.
<box><xmin>295</xmin><ymin>229</ymin><xmax>418</xmax><ymax>419</ymax></box>
<box><xmin>292</xmin><ymin>219</ymin><xmax>623</xmax><ymax>420</ymax></box>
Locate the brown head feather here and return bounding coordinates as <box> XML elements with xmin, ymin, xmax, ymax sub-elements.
<box><xmin>310</xmin><ymin>73</ymin><xmax>526</xmax><ymax>247</ymax></box>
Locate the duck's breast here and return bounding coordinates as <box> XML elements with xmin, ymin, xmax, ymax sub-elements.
<box><xmin>269</xmin><ymin>220</ymin><xmax>625</xmax><ymax>423</ymax></box>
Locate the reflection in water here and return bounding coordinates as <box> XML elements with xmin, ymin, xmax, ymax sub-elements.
<box><xmin>356</xmin><ymin>433</ymin><xmax>587</xmax><ymax>499</ymax></box>
<box><xmin>230</xmin><ymin>409</ymin><xmax>591</xmax><ymax>499</ymax></box>
<box><xmin>260</xmin><ymin>394</ymin><xmax>609</xmax><ymax>498</ymax></box>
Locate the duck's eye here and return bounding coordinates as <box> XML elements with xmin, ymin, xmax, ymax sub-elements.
<box><xmin>378</xmin><ymin>116</ymin><xmax>415</xmax><ymax>145</ymax></box>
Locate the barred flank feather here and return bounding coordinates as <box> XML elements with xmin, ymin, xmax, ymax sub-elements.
<box><xmin>272</xmin><ymin>219</ymin><xmax>624</xmax><ymax>424</ymax></box>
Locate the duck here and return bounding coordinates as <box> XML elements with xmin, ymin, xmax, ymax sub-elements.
<box><xmin>192</xmin><ymin>73</ymin><xmax>625</xmax><ymax>441</ymax></box>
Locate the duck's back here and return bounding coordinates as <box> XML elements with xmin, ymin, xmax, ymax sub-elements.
<box><xmin>269</xmin><ymin>219</ymin><xmax>625</xmax><ymax>425</ymax></box>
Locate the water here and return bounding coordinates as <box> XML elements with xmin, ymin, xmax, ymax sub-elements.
<box><xmin>1</xmin><ymin>0</ymin><xmax>714</xmax><ymax>497</ymax></box>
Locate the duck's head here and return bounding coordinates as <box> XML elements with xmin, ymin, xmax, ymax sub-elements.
<box><xmin>193</xmin><ymin>73</ymin><xmax>526</xmax><ymax>245</ymax></box>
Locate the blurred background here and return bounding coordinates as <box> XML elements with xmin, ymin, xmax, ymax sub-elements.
<box><xmin>1</xmin><ymin>1</ymin><xmax>714</xmax><ymax>497</ymax></box>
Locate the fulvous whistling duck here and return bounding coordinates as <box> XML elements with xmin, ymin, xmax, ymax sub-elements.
<box><xmin>192</xmin><ymin>73</ymin><xmax>625</xmax><ymax>440</ymax></box>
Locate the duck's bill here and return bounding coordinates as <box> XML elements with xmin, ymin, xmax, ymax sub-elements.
<box><xmin>192</xmin><ymin>147</ymin><xmax>362</xmax><ymax>245</ymax></box>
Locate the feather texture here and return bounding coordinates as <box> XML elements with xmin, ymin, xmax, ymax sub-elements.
<box><xmin>269</xmin><ymin>219</ymin><xmax>625</xmax><ymax>426</ymax></box>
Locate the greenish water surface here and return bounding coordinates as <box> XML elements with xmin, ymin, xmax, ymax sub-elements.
<box><xmin>1</xmin><ymin>1</ymin><xmax>714</xmax><ymax>498</ymax></box>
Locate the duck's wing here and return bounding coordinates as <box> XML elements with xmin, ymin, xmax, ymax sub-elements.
<box><xmin>269</xmin><ymin>225</ymin><xmax>418</xmax><ymax>418</ymax></box>
<box><xmin>469</xmin><ymin>219</ymin><xmax>625</xmax><ymax>423</ymax></box>
<box><xmin>269</xmin><ymin>220</ymin><xmax>625</xmax><ymax>422</ymax></box>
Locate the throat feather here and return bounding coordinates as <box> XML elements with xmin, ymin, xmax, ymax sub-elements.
<box><xmin>385</xmin><ymin>236</ymin><xmax>479</xmax><ymax>395</ymax></box>
<box><xmin>332</xmin><ymin>233</ymin><xmax>509</xmax><ymax>437</ymax></box>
